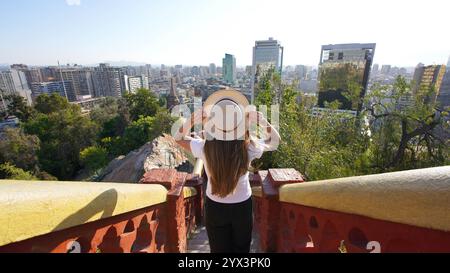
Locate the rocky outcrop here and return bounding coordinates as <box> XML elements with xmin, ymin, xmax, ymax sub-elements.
<box><xmin>97</xmin><ymin>134</ymin><xmax>193</xmax><ymax>183</ymax></box>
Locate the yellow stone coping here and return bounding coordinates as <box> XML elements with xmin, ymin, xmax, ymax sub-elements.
<box><xmin>279</xmin><ymin>166</ymin><xmax>450</xmax><ymax>232</ymax></box>
<box><xmin>183</xmin><ymin>186</ymin><xmax>198</xmax><ymax>199</ymax></box>
<box><xmin>252</xmin><ymin>186</ymin><xmax>262</xmax><ymax>198</ymax></box>
<box><xmin>0</xmin><ymin>180</ymin><xmax>168</xmax><ymax>247</ymax></box>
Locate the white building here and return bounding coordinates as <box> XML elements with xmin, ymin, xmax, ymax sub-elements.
<box><xmin>124</xmin><ymin>75</ymin><xmax>148</xmax><ymax>93</ymax></box>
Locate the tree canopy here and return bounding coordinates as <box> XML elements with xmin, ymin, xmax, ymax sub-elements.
<box><xmin>23</xmin><ymin>99</ymin><xmax>99</xmax><ymax>180</ymax></box>
<box><xmin>124</xmin><ymin>88</ymin><xmax>161</xmax><ymax>121</ymax></box>
<box><xmin>254</xmin><ymin>71</ymin><xmax>449</xmax><ymax>181</ymax></box>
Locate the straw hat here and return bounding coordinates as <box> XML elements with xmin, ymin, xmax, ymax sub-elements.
<box><xmin>203</xmin><ymin>89</ymin><xmax>252</xmax><ymax>141</ymax></box>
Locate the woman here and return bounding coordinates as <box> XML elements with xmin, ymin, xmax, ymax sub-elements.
<box><xmin>175</xmin><ymin>90</ymin><xmax>280</xmax><ymax>253</ymax></box>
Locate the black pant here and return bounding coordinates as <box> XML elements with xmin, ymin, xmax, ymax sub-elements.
<box><xmin>205</xmin><ymin>196</ymin><xmax>253</xmax><ymax>253</ymax></box>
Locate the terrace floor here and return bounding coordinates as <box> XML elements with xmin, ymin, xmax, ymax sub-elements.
<box><xmin>187</xmin><ymin>226</ymin><xmax>261</xmax><ymax>253</ymax></box>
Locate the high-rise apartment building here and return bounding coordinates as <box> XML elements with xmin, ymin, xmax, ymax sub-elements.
<box><xmin>0</xmin><ymin>68</ymin><xmax>32</xmax><ymax>113</ymax></box>
<box><xmin>316</xmin><ymin>43</ymin><xmax>376</xmax><ymax>115</ymax></box>
<box><xmin>31</xmin><ymin>81</ymin><xmax>74</xmax><ymax>100</ymax></box>
<box><xmin>26</xmin><ymin>68</ymin><xmax>44</xmax><ymax>86</ymax></box>
<box><xmin>10</xmin><ymin>64</ymin><xmax>43</xmax><ymax>89</ymax></box>
<box><xmin>92</xmin><ymin>63</ymin><xmax>125</xmax><ymax>98</ymax></box>
<box><xmin>55</xmin><ymin>67</ymin><xmax>95</xmax><ymax>101</ymax></box>
<box><xmin>222</xmin><ymin>54</ymin><xmax>236</xmax><ymax>85</ymax></box>
<box><xmin>40</xmin><ymin>67</ymin><xmax>57</xmax><ymax>82</ymax></box>
<box><xmin>251</xmin><ymin>37</ymin><xmax>284</xmax><ymax>102</ymax></box>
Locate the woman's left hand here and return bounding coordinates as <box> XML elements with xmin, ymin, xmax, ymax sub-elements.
<box><xmin>247</xmin><ymin>111</ymin><xmax>266</xmax><ymax>125</ymax></box>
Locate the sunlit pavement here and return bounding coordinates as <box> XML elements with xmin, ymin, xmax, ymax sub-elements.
<box><xmin>187</xmin><ymin>226</ymin><xmax>261</xmax><ymax>253</ymax></box>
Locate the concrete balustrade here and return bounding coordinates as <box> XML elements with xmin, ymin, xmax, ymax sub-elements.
<box><xmin>1</xmin><ymin>163</ymin><xmax>449</xmax><ymax>253</ymax></box>
<box><xmin>0</xmin><ymin>170</ymin><xmax>201</xmax><ymax>253</ymax></box>
<box><xmin>252</xmin><ymin>166</ymin><xmax>450</xmax><ymax>253</ymax></box>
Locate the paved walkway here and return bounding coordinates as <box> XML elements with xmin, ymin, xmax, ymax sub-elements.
<box><xmin>187</xmin><ymin>226</ymin><xmax>261</xmax><ymax>253</ymax></box>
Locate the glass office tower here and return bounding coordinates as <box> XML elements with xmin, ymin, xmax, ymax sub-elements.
<box><xmin>222</xmin><ymin>53</ymin><xmax>236</xmax><ymax>85</ymax></box>
<box><xmin>317</xmin><ymin>43</ymin><xmax>376</xmax><ymax>115</ymax></box>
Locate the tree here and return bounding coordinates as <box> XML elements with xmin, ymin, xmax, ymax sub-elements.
<box><xmin>0</xmin><ymin>163</ymin><xmax>38</xmax><ymax>180</ymax></box>
<box><xmin>34</xmin><ymin>93</ymin><xmax>75</xmax><ymax>114</ymax></box>
<box><xmin>23</xmin><ymin>95</ymin><xmax>99</xmax><ymax>180</ymax></box>
<box><xmin>122</xmin><ymin>110</ymin><xmax>175</xmax><ymax>153</ymax></box>
<box><xmin>254</xmin><ymin>68</ymin><xmax>370</xmax><ymax>181</ymax></box>
<box><xmin>80</xmin><ymin>146</ymin><xmax>109</xmax><ymax>173</ymax></box>
<box><xmin>4</xmin><ymin>94</ymin><xmax>35</xmax><ymax>122</ymax></box>
<box><xmin>89</xmin><ymin>97</ymin><xmax>120</xmax><ymax>126</ymax></box>
<box><xmin>90</xmin><ymin>97</ymin><xmax>131</xmax><ymax>140</ymax></box>
<box><xmin>0</xmin><ymin>127</ymin><xmax>40</xmax><ymax>171</ymax></box>
<box><xmin>158</xmin><ymin>95</ymin><xmax>167</xmax><ymax>108</ymax></box>
<box><xmin>124</xmin><ymin>88</ymin><xmax>160</xmax><ymax>121</ymax></box>
<box><xmin>102</xmin><ymin>110</ymin><xmax>176</xmax><ymax>157</ymax></box>
<box><xmin>365</xmin><ymin>76</ymin><xmax>449</xmax><ymax>170</ymax></box>
<box><xmin>152</xmin><ymin>110</ymin><xmax>177</xmax><ymax>138</ymax></box>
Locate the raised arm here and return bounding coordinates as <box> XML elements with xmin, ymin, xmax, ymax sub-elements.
<box><xmin>174</xmin><ymin>109</ymin><xmax>204</xmax><ymax>153</ymax></box>
<box><xmin>248</xmin><ymin>111</ymin><xmax>281</xmax><ymax>151</ymax></box>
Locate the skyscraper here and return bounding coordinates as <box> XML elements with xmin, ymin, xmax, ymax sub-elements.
<box><xmin>317</xmin><ymin>43</ymin><xmax>376</xmax><ymax>115</ymax></box>
<box><xmin>222</xmin><ymin>54</ymin><xmax>236</xmax><ymax>85</ymax></box>
<box><xmin>0</xmin><ymin>69</ymin><xmax>32</xmax><ymax>113</ymax></box>
<box><xmin>295</xmin><ymin>65</ymin><xmax>309</xmax><ymax>80</ymax></box>
<box><xmin>412</xmin><ymin>64</ymin><xmax>447</xmax><ymax>105</ymax></box>
<box><xmin>209</xmin><ymin>63</ymin><xmax>217</xmax><ymax>75</ymax></box>
<box><xmin>437</xmin><ymin>69</ymin><xmax>450</xmax><ymax>109</ymax></box>
<box><xmin>251</xmin><ymin>37</ymin><xmax>284</xmax><ymax>102</ymax></box>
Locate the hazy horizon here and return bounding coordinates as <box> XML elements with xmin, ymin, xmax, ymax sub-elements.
<box><xmin>0</xmin><ymin>59</ymin><xmax>429</xmax><ymax>69</ymax></box>
<box><xmin>1</xmin><ymin>0</ymin><xmax>449</xmax><ymax>67</ymax></box>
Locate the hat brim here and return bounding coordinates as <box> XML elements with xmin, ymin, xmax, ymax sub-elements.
<box><xmin>204</xmin><ymin>89</ymin><xmax>249</xmax><ymax>111</ymax></box>
<box><xmin>203</xmin><ymin>89</ymin><xmax>250</xmax><ymax>141</ymax></box>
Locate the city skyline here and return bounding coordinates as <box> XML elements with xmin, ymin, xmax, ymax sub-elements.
<box><xmin>1</xmin><ymin>0</ymin><xmax>449</xmax><ymax>67</ymax></box>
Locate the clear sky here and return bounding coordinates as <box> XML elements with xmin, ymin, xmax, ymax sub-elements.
<box><xmin>1</xmin><ymin>0</ymin><xmax>449</xmax><ymax>67</ymax></box>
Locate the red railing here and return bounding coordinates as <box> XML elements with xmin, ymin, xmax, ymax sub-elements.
<box><xmin>0</xmin><ymin>169</ymin><xmax>204</xmax><ymax>253</ymax></box>
<box><xmin>251</xmin><ymin>166</ymin><xmax>450</xmax><ymax>253</ymax></box>
<box><xmin>0</xmin><ymin>203</ymin><xmax>167</xmax><ymax>253</ymax></box>
<box><xmin>1</xmin><ymin>165</ymin><xmax>449</xmax><ymax>253</ymax></box>
<box><xmin>140</xmin><ymin>169</ymin><xmax>204</xmax><ymax>252</ymax></box>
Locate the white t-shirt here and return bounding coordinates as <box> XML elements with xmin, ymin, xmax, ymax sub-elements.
<box><xmin>190</xmin><ymin>138</ymin><xmax>266</xmax><ymax>204</ymax></box>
